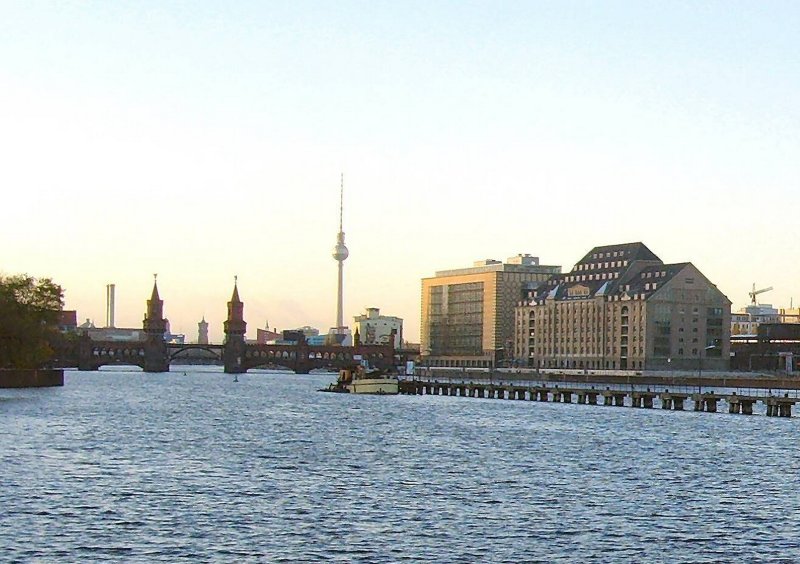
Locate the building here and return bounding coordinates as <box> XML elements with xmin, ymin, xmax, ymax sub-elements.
<box><xmin>354</xmin><ymin>307</ymin><xmax>403</xmax><ymax>348</ymax></box>
<box><xmin>731</xmin><ymin>305</ymin><xmax>780</xmax><ymax>336</ymax></box>
<box><xmin>164</xmin><ymin>320</ymin><xmax>185</xmax><ymax>344</ymax></box>
<box><xmin>421</xmin><ymin>254</ymin><xmax>561</xmax><ymax>368</ymax></box>
<box><xmin>84</xmin><ymin>327</ymin><xmax>146</xmax><ymax>342</ymax></box>
<box><xmin>731</xmin><ymin>323</ymin><xmax>800</xmax><ymax>372</ymax></box>
<box><xmin>59</xmin><ymin>310</ymin><xmax>77</xmax><ymax>333</ymax></box>
<box><xmin>732</xmin><ymin>302</ymin><xmax>800</xmax><ymax>340</ymax></box>
<box><xmin>256</xmin><ymin>323</ymin><xmax>282</xmax><ymax>344</ymax></box>
<box><xmin>779</xmin><ymin>307</ymin><xmax>800</xmax><ymax>324</ymax></box>
<box><xmin>515</xmin><ymin>242</ymin><xmax>731</xmax><ymax>371</ymax></box>
<box><xmin>197</xmin><ymin>317</ymin><xmax>209</xmax><ymax>344</ymax></box>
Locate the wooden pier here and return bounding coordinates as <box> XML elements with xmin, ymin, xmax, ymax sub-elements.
<box><xmin>397</xmin><ymin>380</ymin><xmax>799</xmax><ymax>418</ymax></box>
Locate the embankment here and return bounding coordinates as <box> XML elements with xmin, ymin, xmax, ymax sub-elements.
<box><xmin>0</xmin><ymin>369</ymin><xmax>64</xmax><ymax>388</ymax></box>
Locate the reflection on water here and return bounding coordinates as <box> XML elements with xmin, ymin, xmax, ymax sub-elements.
<box><xmin>2</xmin><ymin>366</ymin><xmax>799</xmax><ymax>562</ymax></box>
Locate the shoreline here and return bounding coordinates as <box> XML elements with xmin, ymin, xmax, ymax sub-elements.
<box><xmin>0</xmin><ymin>369</ymin><xmax>64</xmax><ymax>388</ymax></box>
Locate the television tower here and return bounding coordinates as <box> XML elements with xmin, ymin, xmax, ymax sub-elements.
<box><xmin>332</xmin><ymin>173</ymin><xmax>349</xmax><ymax>331</ymax></box>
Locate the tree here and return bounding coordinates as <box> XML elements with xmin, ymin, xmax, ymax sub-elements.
<box><xmin>0</xmin><ymin>274</ymin><xmax>64</xmax><ymax>369</ymax></box>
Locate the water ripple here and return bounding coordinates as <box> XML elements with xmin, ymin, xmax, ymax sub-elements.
<box><xmin>1</xmin><ymin>367</ymin><xmax>800</xmax><ymax>561</ymax></box>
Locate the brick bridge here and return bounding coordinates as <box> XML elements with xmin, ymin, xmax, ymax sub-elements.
<box><xmin>63</xmin><ymin>280</ymin><xmax>395</xmax><ymax>374</ymax></box>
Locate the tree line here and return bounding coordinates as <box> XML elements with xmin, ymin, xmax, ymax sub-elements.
<box><xmin>0</xmin><ymin>274</ymin><xmax>65</xmax><ymax>369</ymax></box>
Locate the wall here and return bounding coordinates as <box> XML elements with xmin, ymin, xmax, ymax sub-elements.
<box><xmin>0</xmin><ymin>369</ymin><xmax>64</xmax><ymax>388</ymax></box>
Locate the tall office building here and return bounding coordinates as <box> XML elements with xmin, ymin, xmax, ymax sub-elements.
<box><xmin>515</xmin><ymin>242</ymin><xmax>731</xmax><ymax>371</ymax></box>
<box><xmin>421</xmin><ymin>254</ymin><xmax>560</xmax><ymax>368</ymax></box>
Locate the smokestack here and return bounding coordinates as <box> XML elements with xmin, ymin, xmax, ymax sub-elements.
<box><xmin>106</xmin><ymin>284</ymin><xmax>116</xmax><ymax>328</ymax></box>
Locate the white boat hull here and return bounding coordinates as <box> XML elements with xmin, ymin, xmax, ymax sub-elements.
<box><xmin>346</xmin><ymin>377</ymin><xmax>399</xmax><ymax>395</ymax></box>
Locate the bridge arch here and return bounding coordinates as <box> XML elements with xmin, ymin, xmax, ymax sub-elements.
<box><xmin>168</xmin><ymin>344</ymin><xmax>223</xmax><ymax>361</ymax></box>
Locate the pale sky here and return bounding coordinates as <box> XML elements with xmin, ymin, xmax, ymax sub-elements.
<box><xmin>2</xmin><ymin>2</ymin><xmax>798</xmax><ymax>343</ymax></box>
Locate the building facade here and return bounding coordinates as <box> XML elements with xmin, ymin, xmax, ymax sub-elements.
<box><xmin>515</xmin><ymin>242</ymin><xmax>731</xmax><ymax>371</ymax></box>
<box><xmin>197</xmin><ymin>317</ymin><xmax>209</xmax><ymax>344</ymax></box>
<box><xmin>421</xmin><ymin>254</ymin><xmax>561</xmax><ymax>368</ymax></box>
<box><xmin>731</xmin><ymin>304</ymin><xmax>781</xmax><ymax>336</ymax></box>
<box><xmin>354</xmin><ymin>307</ymin><xmax>403</xmax><ymax>348</ymax></box>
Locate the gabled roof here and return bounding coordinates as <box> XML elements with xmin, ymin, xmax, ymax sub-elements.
<box><xmin>622</xmin><ymin>262</ymin><xmax>690</xmax><ymax>296</ymax></box>
<box><xmin>530</xmin><ymin>243</ymin><xmax>705</xmax><ymax>304</ymax></box>
<box><xmin>576</xmin><ymin>242</ymin><xmax>660</xmax><ymax>266</ymax></box>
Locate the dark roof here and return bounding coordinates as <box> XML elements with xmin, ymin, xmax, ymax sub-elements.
<box><xmin>528</xmin><ymin>243</ymin><xmax>691</xmax><ymax>303</ymax></box>
<box><xmin>575</xmin><ymin>242</ymin><xmax>660</xmax><ymax>266</ymax></box>
<box><xmin>230</xmin><ymin>283</ymin><xmax>241</xmax><ymax>303</ymax></box>
<box><xmin>622</xmin><ymin>262</ymin><xmax>689</xmax><ymax>295</ymax></box>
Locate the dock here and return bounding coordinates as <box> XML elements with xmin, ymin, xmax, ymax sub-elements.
<box><xmin>398</xmin><ymin>379</ymin><xmax>799</xmax><ymax>418</ymax></box>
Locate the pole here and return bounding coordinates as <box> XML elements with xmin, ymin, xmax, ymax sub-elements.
<box><xmin>698</xmin><ymin>352</ymin><xmax>702</xmax><ymax>395</ymax></box>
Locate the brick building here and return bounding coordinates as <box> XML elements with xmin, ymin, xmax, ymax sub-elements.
<box><xmin>515</xmin><ymin>243</ymin><xmax>731</xmax><ymax>371</ymax></box>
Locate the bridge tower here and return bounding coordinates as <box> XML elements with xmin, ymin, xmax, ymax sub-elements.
<box><xmin>143</xmin><ymin>275</ymin><xmax>169</xmax><ymax>372</ymax></box>
<box><xmin>224</xmin><ymin>277</ymin><xmax>247</xmax><ymax>373</ymax></box>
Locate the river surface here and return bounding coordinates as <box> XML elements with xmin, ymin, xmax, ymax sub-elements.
<box><xmin>2</xmin><ymin>367</ymin><xmax>799</xmax><ymax>562</ymax></box>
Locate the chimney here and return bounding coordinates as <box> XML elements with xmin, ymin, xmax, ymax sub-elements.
<box><xmin>106</xmin><ymin>284</ymin><xmax>116</xmax><ymax>328</ymax></box>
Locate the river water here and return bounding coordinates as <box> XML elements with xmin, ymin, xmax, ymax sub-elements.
<box><xmin>2</xmin><ymin>367</ymin><xmax>799</xmax><ymax>562</ymax></box>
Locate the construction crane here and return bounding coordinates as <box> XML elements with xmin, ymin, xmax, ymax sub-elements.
<box><xmin>749</xmin><ymin>283</ymin><xmax>773</xmax><ymax>305</ymax></box>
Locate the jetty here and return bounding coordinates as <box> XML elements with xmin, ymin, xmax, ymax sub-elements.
<box><xmin>398</xmin><ymin>379</ymin><xmax>799</xmax><ymax>418</ymax></box>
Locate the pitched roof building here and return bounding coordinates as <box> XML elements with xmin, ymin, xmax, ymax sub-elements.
<box><xmin>515</xmin><ymin>242</ymin><xmax>731</xmax><ymax>371</ymax></box>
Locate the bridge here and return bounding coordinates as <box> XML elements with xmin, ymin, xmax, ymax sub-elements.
<box><xmin>60</xmin><ymin>280</ymin><xmax>396</xmax><ymax>374</ymax></box>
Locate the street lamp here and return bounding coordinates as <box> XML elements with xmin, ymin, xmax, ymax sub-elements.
<box><xmin>698</xmin><ymin>345</ymin><xmax>716</xmax><ymax>394</ymax></box>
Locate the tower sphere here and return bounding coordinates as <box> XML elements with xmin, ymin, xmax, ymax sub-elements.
<box><xmin>333</xmin><ymin>241</ymin><xmax>349</xmax><ymax>262</ymax></box>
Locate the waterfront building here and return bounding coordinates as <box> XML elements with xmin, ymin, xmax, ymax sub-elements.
<box><xmin>421</xmin><ymin>254</ymin><xmax>561</xmax><ymax>368</ymax></box>
<box><xmin>515</xmin><ymin>242</ymin><xmax>731</xmax><ymax>371</ymax></box>
<box><xmin>354</xmin><ymin>307</ymin><xmax>403</xmax><ymax>348</ymax></box>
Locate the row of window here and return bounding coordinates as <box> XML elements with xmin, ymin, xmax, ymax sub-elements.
<box><xmin>578</xmin><ymin>259</ymin><xmax>629</xmax><ymax>270</ymax></box>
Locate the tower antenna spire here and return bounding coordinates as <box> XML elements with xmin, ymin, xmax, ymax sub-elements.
<box><xmin>339</xmin><ymin>172</ymin><xmax>344</xmax><ymax>233</ymax></box>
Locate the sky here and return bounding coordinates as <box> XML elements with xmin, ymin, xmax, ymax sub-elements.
<box><xmin>1</xmin><ymin>1</ymin><xmax>799</xmax><ymax>343</ymax></box>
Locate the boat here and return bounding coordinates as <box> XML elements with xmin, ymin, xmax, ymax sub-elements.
<box><xmin>320</xmin><ymin>366</ymin><xmax>399</xmax><ymax>395</ymax></box>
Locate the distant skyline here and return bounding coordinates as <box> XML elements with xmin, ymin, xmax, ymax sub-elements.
<box><xmin>2</xmin><ymin>2</ymin><xmax>799</xmax><ymax>342</ymax></box>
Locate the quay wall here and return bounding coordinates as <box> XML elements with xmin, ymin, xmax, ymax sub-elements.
<box><xmin>0</xmin><ymin>369</ymin><xmax>64</xmax><ymax>388</ymax></box>
<box><xmin>417</xmin><ymin>368</ymin><xmax>800</xmax><ymax>391</ymax></box>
